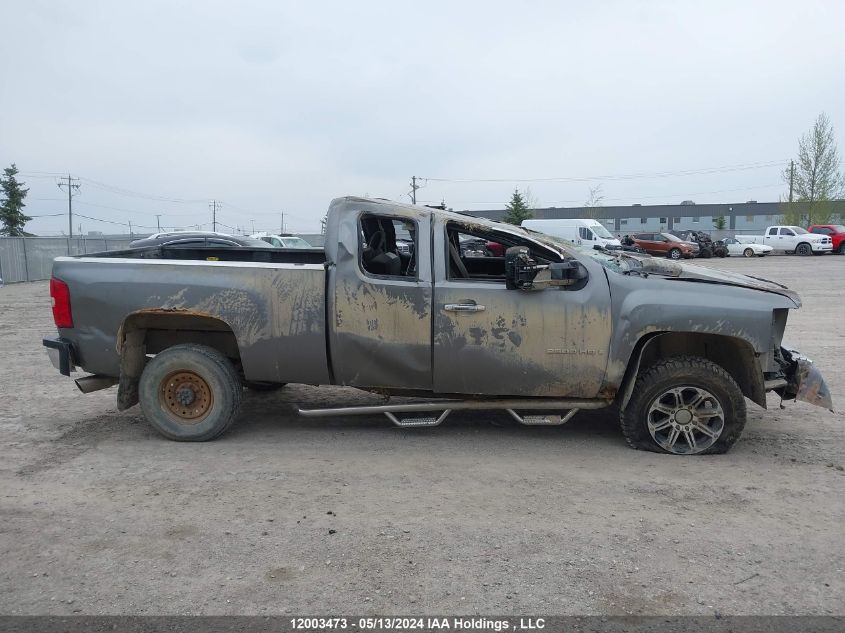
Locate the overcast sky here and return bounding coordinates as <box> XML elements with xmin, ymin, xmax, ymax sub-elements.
<box><xmin>2</xmin><ymin>0</ymin><xmax>844</xmax><ymax>235</ymax></box>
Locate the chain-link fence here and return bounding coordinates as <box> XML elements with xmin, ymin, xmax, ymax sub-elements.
<box><xmin>0</xmin><ymin>237</ymin><xmax>133</xmax><ymax>284</ymax></box>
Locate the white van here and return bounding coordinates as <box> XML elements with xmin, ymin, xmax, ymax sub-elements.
<box><xmin>521</xmin><ymin>218</ymin><xmax>621</xmax><ymax>249</ymax></box>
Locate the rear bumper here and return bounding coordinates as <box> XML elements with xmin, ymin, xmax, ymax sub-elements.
<box><xmin>42</xmin><ymin>337</ymin><xmax>76</xmax><ymax>376</ymax></box>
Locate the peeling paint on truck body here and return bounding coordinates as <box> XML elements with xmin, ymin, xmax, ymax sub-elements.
<box><xmin>49</xmin><ymin>196</ymin><xmax>827</xmax><ymax>412</ymax></box>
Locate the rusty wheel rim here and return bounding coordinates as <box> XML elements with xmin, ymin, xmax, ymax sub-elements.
<box><xmin>160</xmin><ymin>370</ymin><xmax>213</xmax><ymax>424</ymax></box>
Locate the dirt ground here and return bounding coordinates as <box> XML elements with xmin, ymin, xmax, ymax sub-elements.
<box><xmin>0</xmin><ymin>255</ymin><xmax>843</xmax><ymax>616</ymax></box>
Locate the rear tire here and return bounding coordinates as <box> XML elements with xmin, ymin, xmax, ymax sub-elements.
<box><xmin>743</xmin><ymin>248</ymin><xmax>754</xmax><ymax>258</ymax></box>
<box><xmin>620</xmin><ymin>356</ymin><xmax>746</xmax><ymax>455</ymax></box>
<box><xmin>839</xmin><ymin>243</ymin><xmax>845</xmax><ymax>255</ymax></box>
<box><xmin>139</xmin><ymin>344</ymin><xmax>242</xmax><ymax>441</ymax></box>
<box><xmin>668</xmin><ymin>248</ymin><xmax>682</xmax><ymax>260</ymax></box>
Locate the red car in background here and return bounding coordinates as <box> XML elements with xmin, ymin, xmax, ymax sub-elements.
<box><xmin>809</xmin><ymin>224</ymin><xmax>845</xmax><ymax>254</ymax></box>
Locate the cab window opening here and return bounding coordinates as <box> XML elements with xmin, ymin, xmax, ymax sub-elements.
<box><xmin>359</xmin><ymin>214</ymin><xmax>418</xmax><ymax>279</ymax></box>
<box><xmin>445</xmin><ymin>222</ymin><xmax>559</xmax><ymax>281</ymax></box>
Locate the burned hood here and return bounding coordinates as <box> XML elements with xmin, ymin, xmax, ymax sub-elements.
<box><xmin>633</xmin><ymin>258</ymin><xmax>802</xmax><ymax>306</ymax></box>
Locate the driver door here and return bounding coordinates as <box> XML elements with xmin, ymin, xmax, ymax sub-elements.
<box><xmin>431</xmin><ymin>219</ymin><xmax>612</xmax><ymax>398</ymax></box>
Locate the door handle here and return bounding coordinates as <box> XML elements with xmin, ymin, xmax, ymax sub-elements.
<box><xmin>444</xmin><ymin>303</ymin><xmax>486</xmax><ymax>313</ymax></box>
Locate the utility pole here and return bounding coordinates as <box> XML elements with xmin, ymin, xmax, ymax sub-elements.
<box><xmin>128</xmin><ymin>219</ymin><xmax>133</xmax><ymax>238</ymax></box>
<box><xmin>56</xmin><ymin>174</ymin><xmax>80</xmax><ymax>238</ymax></box>
<box><xmin>251</xmin><ymin>219</ymin><xmax>255</xmax><ymax>234</ymax></box>
<box><xmin>789</xmin><ymin>160</ymin><xmax>795</xmax><ymax>203</ymax></box>
<box><xmin>156</xmin><ymin>214</ymin><xmax>162</xmax><ymax>231</ymax></box>
<box><xmin>280</xmin><ymin>212</ymin><xmax>285</xmax><ymax>234</ymax></box>
<box><xmin>409</xmin><ymin>176</ymin><xmax>421</xmax><ymax>205</ymax></box>
<box><xmin>209</xmin><ymin>200</ymin><xmax>221</xmax><ymax>232</ymax></box>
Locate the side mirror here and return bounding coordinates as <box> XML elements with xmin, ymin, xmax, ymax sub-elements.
<box><xmin>505</xmin><ymin>246</ymin><xmax>540</xmax><ymax>290</ymax></box>
<box><xmin>505</xmin><ymin>246</ymin><xmax>589</xmax><ymax>291</ymax></box>
<box><xmin>535</xmin><ymin>260</ymin><xmax>589</xmax><ymax>289</ymax></box>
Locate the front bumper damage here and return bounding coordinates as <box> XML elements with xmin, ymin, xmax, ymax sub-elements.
<box><xmin>777</xmin><ymin>347</ymin><xmax>834</xmax><ymax>411</ymax></box>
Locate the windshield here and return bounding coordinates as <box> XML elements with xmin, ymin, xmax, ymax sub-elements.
<box><xmin>592</xmin><ymin>224</ymin><xmax>614</xmax><ymax>239</ymax></box>
<box><xmin>282</xmin><ymin>237</ymin><xmax>312</xmax><ymax>248</ymax></box>
<box><xmin>791</xmin><ymin>226</ymin><xmax>809</xmax><ymax>234</ymax></box>
<box><xmin>241</xmin><ymin>237</ymin><xmax>275</xmax><ymax>248</ymax></box>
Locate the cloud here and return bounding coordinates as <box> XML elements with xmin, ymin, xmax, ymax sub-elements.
<box><xmin>2</xmin><ymin>0</ymin><xmax>844</xmax><ymax>234</ymax></box>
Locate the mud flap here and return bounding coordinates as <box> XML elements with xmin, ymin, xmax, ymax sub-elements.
<box><xmin>780</xmin><ymin>350</ymin><xmax>834</xmax><ymax>412</ymax></box>
<box><xmin>117</xmin><ymin>329</ymin><xmax>146</xmax><ymax>411</ymax></box>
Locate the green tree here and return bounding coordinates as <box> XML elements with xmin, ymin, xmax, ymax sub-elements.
<box><xmin>0</xmin><ymin>164</ymin><xmax>31</xmax><ymax>236</ymax></box>
<box><xmin>582</xmin><ymin>184</ymin><xmax>604</xmax><ymax>220</ymax></box>
<box><xmin>712</xmin><ymin>215</ymin><xmax>726</xmax><ymax>230</ymax></box>
<box><xmin>783</xmin><ymin>113</ymin><xmax>845</xmax><ymax>226</ymax></box>
<box><xmin>502</xmin><ymin>187</ymin><xmax>533</xmax><ymax>225</ymax></box>
<box><xmin>778</xmin><ymin>198</ymin><xmax>803</xmax><ymax>227</ymax></box>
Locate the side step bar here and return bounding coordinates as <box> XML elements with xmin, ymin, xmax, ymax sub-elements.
<box><xmin>297</xmin><ymin>399</ymin><xmax>610</xmax><ymax>429</ymax></box>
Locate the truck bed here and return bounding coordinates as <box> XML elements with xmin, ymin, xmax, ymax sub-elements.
<box><xmin>86</xmin><ymin>245</ymin><xmax>326</xmax><ymax>264</ymax></box>
<box><xmin>51</xmin><ymin>249</ymin><xmax>331</xmax><ymax>386</ymax></box>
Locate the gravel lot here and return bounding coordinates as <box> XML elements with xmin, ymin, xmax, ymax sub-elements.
<box><xmin>0</xmin><ymin>256</ymin><xmax>843</xmax><ymax>616</ymax></box>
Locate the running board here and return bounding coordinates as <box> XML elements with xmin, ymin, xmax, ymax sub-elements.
<box><xmin>384</xmin><ymin>410</ymin><xmax>452</xmax><ymax>428</ymax></box>
<box><xmin>506</xmin><ymin>409</ymin><xmax>579</xmax><ymax>426</ymax></box>
<box><xmin>297</xmin><ymin>398</ymin><xmax>607</xmax><ymax>428</ymax></box>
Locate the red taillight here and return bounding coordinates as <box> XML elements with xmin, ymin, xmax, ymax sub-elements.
<box><xmin>50</xmin><ymin>278</ymin><xmax>74</xmax><ymax>328</ymax></box>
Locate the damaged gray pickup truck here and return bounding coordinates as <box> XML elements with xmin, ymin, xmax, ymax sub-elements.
<box><xmin>43</xmin><ymin>197</ymin><xmax>832</xmax><ymax>455</ymax></box>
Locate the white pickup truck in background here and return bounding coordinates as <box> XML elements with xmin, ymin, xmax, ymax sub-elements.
<box><xmin>743</xmin><ymin>226</ymin><xmax>833</xmax><ymax>256</ymax></box>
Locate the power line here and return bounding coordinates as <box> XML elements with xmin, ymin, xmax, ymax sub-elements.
<box><xmin>78</xmin><ymin>177</ymin><xmax>207</xmax><ymax>203</ymax></box>
<box><xmin>73</xmin><ymin>212</ymin><xmax>158</xmax><ymax>230</ymax></box>
<box><xmin>423</xmin><ymin>160</ymin><xmax>788</xmax><ymax>184</ymax></box>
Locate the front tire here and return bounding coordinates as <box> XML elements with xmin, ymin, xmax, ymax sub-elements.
<box><xmin>620</xmin><ymin>356</ymin><xmax>746</xmax><ymax>455</ymax></box>
<box><xmin>795</xmin><ymin>242</ymin><xmax>812</xmax><ymax>256</ymax></box>
<box><xmin>668</xmin><ymin>248</ymin><xmax>682</xmax><ymax>260</ymax></box>
<box><xmin>838</xmin><ymin>243</ymin><xmax>845</xmax><ymax>255</ymax></box>
<box><xmin>139</xmin><ymin>344</ymin><xmax>243</xmax><ymax>441</ymax></box>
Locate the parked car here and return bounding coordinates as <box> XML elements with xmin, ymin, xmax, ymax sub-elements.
<box><xmin>742</xmin><ymin>226</ymin><xmax>832</xmax><ymax>256</ymax></box>
<box><xmin>43</xmin><ymin>197</ymin><xmax>832</xmax><ymax>455</ymax></box>
<box><xmin>669</xmin><ymin>230</ymin><xmax>727</xmax><ymax>258</ymax></box>
<box><xmin>722</xmin><ymin>237</ymin><xmax>773</xmax><ymax>257</ymax></box>
<box><xmin>129</xmin><ymin>231</ymin><xmax>274</xmax><ymax>249</ymax></box>
<box><xmin>251</xmin><ymin>232</ymin><xmax>313</xmax><ymax>249</ymax></box>
<box><xmin>632</xmin><ymin>232</ymin><xmax>699</xmax><ymax>259</ymax></box>
<box><xmin>808</xmin><ymin>224</ymin><xmax>845</xmax><ymax>255</ymax></box>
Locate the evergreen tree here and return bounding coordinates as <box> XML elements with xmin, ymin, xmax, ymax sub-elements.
<box><xmin>712</xmin><ymin>215</ymin><xmax>726</xmax><ymax>230</ymax></box>
<box><xmin>0</xmin><ymin>164</ymin><xmax>31</xmax><ymax>237</ymax></box>
<box><xmin>502</xmin><ymin>187</ymin><xmax>533</xmax><ymax>225</ymax></box>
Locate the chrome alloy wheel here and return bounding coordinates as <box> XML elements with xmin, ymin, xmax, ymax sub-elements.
<box><xmin>647</xmin><ymin>386</ymin><xmax>725</xmax><ymax>454</ymax></box>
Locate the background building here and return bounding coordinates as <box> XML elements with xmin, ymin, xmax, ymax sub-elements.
<box><xmin>464</xmin><ymin>200</ymin><xmax>845</xmax><ymax>236</ymax></box>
